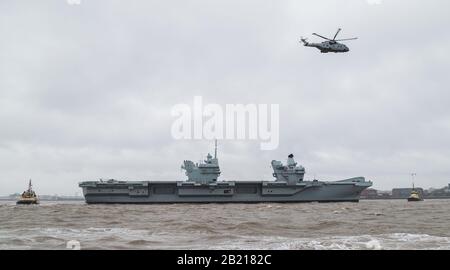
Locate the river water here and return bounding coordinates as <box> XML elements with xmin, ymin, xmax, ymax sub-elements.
<box><xmin>1</xmin><ymin>199</ymin><xmax>449</xmax><ymax>250</ymax></box>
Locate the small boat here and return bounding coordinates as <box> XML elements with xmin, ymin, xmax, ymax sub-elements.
<box><xmin>407</xmin><ymin>184</ymin><xmax>423</xmax><ymax>202</ymax></box>
<box><xmin>16</xmin><ymin>179</ymin><xmax>39</xmax><ymax>205</ymax></box>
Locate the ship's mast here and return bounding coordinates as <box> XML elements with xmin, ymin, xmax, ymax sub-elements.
<box><xmin>214</xmin><ymin>139</ymin><xmax>217</xmax><ymax>159</ymax></box>
<box><xmin>28</xmin><ymin>179</ymin><xmax>32</xmax><ymax>192</ymax></box>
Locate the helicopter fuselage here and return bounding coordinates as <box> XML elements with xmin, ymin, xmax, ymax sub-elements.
<box><xmin>304</xmin><ymin>40</ymin><xmax>349</xmax><ymax>53</ymax></box>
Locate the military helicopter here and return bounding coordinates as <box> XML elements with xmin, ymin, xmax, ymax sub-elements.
<box><xmin>300</xmin><ymin>28</ymin><xmax>357</xmax><ymax>53</ymax></box>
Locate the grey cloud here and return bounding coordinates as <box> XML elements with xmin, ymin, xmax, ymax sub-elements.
<box><xmin>1</xmin><ymin>0</ymin><xmax>450</xmax><ymax>195</ymax></box>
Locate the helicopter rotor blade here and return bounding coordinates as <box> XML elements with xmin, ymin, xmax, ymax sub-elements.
<box><xmin>333</xmin><ymin>28</ymin><xmax>342</xmax><ymax>40</ymax></box>
<box><xmin>312</xmin><ymin>33</ymin><xmax>332</xmax><ymax>41</ymax></box>
<box><xmin>334</xmin><ymin>37</ymin><xmax>358</xmax><ymax>41</ymax></box>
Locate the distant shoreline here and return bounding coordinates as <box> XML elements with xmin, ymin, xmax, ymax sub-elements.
<box><xmin>362</xmin><ymin>196</ymin><xmax>450</xmax><ymax>200</ymax></box>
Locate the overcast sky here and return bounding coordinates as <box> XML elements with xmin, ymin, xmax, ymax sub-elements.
<box><xmin>1</xmin><ymin>0</ymin><xmax>450</xmax><ymax>195</ymax></box>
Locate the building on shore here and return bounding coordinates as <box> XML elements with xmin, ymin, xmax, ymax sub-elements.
<box><xmin>424</xmin><ymin>184</ymin><xmax>450</xmax><ymax>198</ymax></box>
<box><xmin>360</xmin><ymin>188</ymin><xmax>378</xmax><ymax>199</ymax></box>
<box><xmin>360</xmin><ymin>184</ymin><xmax>450</xmax><ymax>200</ymax></box>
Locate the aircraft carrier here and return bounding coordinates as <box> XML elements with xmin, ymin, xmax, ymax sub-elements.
<box><xmin>79</xmin><ymin>143</ymin><xmax>372</xmax><ymax>204</ymax></box>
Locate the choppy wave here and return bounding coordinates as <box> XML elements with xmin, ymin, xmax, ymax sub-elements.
<box><xmin>214</xmin><ymin>233</ymin><xmax>450</xmax><ymax>250</ymax></box>
<box><xmin>1</xmin><ymin>200</ymin><xmax>450</xmax><ymax>249</ymax></box>
<box><xmin>1</xmin><ymin>226</ymin><xmax>449</xmax><ymax>250</ymax></box>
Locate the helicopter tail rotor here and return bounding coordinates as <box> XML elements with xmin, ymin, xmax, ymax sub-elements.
<box><xmin>300</xmin><ymin>37</ymin><xmax>309</xmax><ymax>45</ymax></box>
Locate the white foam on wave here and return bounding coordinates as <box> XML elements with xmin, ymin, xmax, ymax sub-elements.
<box><xmin>0</xmin><ymin>227</ymin><xmax>156</xmax><ymax>249</ymax></box>
<box><xmin>0</xmin><ymin>227</ymin><xmax>211</xmax><ymax>249</ymax></box>
<box><xmin>212</xmin><ymin>233</ymin><xmax>450</xmax><ymax>250</ymax></box>
<box><xmin>2</xmin><ymin>227</ymin><xmax>450</xmax><ymax>249</ymax></box>
<box><xmin>365</xmin><ymin>239</ymin><xmax>383</xmax><ymax>250</ymax></box>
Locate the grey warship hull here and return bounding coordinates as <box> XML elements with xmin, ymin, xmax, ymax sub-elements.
<box><xmin>79</xmin><ymin>177</ymin><xmax>371</xmax><ymax>204</ymax></box>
